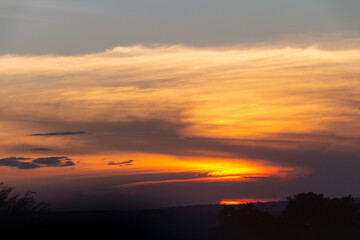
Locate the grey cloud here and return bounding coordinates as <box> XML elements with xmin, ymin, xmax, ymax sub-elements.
<box><xmin>0</xmin><ymin>157</ymin><xmax>40</xmax><ymax>169</ymax></box>
<box><xmin>22</xmin><ymin>118</ymin><xmax>360</xmax><ymax>170</ymax></box>
<box><xmin>29</xmin><ymin>131</ymin><xmax>88</xmax><ymax>136</ymax></box>
<box><xmin>0</xmin><ymin>156</ymin><xmax>75</xmax><ymax>169</ymax></box>
<box><xmin>31</xmin><ymin>148</ymin><xmax>51</xmax><ymax>151</ymax></box>
<box><xmin>108</xmin><ymin>160</ymin><xmax>134</xmax><ymax>167</ymax></box>
<box><xmin>32</xmin><ymin>156</ymin><xmax>75</xmax><ymax>167</ymax></box>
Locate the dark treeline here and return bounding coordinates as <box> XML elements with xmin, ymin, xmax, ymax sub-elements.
<box><xmin>213</xmin><ymin>192</ymin><xmax>360</xmax><ymax>240</ymax></box>
<box><xmin>1</xmin><ymin>182</ymin><xmax>360</xmax><ymax>239</ymax></box>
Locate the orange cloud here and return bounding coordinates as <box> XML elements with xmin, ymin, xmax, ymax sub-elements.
<box><xmin>0</xmin><ymin>45</ymin><xmax>359</xmax><ymax>196</ymax></box>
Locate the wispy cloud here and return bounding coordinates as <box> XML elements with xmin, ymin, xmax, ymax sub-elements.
<box><xmin>108</xmin><ymin>160</ymin><xmax>134</xmax><ymax>167</ymax></box>
<box><xmin>31</xmin><ymin>148</ymin><xmax>51</xmax><ymax>151</ymax></box>
<box><xmin>29</xmin><ymin>131</ymin><xmax>88</xmax><ymax>136</ymax></box>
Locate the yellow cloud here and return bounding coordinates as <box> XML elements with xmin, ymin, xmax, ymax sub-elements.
<box><xmin>0</xmin><ymin>45</ymin><xmax>359</xmax><ymax>185</ymax></box>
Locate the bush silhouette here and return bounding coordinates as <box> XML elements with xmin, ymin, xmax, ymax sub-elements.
<box><xmin>0</xmin><ymin>183</ymin><xmax>49</xmax><ymax>230</ymax></box>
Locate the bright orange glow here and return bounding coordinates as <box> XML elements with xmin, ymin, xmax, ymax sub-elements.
<box><xmin>0</xmin><ymin>152</ymin><xmax>304</xmax><ymax>189</ymax></box>
<box><xmin>220</xmin><ymin>199</ymin><xmax>277</xmax><ymax>205</ymax></box>
<box><xmin>0</xmin><ymin>45</ymin><xmax>359</xmax><ymax>198</ymax></box>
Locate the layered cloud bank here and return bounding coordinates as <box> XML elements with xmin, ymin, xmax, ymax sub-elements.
<box><xmin>0</xmin><ymin>45</ymin><xmax>360</xmax><ymax>209</ymax></box>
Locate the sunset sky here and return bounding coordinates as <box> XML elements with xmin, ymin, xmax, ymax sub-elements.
<box><xmin>1</xmin><ymin>0</ymin><xmax>360</xmax><ymax>210</ymax></box>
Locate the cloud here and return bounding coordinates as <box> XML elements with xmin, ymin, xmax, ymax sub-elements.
<box><xmin>61</xmin><ymin>160</ymin><xmax>76</xmax><ymax>167</ymax></box>
<box><xmin>7</xmin><ymin>116</ymin><xmax>360</xmax><ymax>171</ymax></box>
<box><xmin>29</xmin><ymin>131</ymin><xmax>88</xmax><ymax>136</ymax></box>
<box><xmin>31</xmin><ymin>148</ymin><xmax>51</xmax><ymax>151</ymax></box>
<box><xmin>0</xmin><ymin>157</ymin><xmax>40</xmax><ymax>169</ymax></box>
<box><xmin>32</xmin><ymin>156</ymin><xmax>75</xmax><ymax>167</ymax></box>
<box><xmin>108</xmin><ymin>160</ymin><xmax>134</xmax><ymax>167</ymax></box>
<box><xmin>27</xmin><ymin>118</ymin><xmax>360</xmax><ymax>170</ymax></box>
<box><xmin>1</xmin><ymin>45</ymin><xmax>360</xmax><ymax>206</ymax></box>
<box><xmin>0</xmin><ymin>156</ymin><xmax>75</xmax><ymax>169</ymax></box>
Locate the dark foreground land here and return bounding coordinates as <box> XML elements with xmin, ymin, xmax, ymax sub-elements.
<box><xmin>1</xmin><ymin>186</ymin><xmax>360</xmax><ymax>239</ymax></box>
<box><xmin>3</xmin><ymin>202</ymin><xmax>286</xmax><ymax>239</ymax></box>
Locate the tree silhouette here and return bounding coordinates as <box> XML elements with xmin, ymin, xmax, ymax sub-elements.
<box><xmin>284</xmin><ymin>192</ymin><xmax>360</xmax><ymax>240</ymax></box>
<box><xmin>215</xmin><ymin>193</ymin><xmax>360</xmax><ymax>240</ymax></box>
<box><xmin>0</xmin><ymin>183</ymin><xmax>49</xmax><ymax>230</ymax></box>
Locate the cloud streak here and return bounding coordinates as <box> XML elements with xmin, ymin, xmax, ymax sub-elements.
<box><xmin>31</xmin><ymin>148</ymin><xmax>51</xmax><ymax>151</ymax></box>
<box><xmin>29</xmin><ymin>131</ymin><xmax>88</xmax><ymax>136</ymax></box>
<box><xmin>108</xmin><ymin>160</ymin><xmax>134</xmax><ymax>167</ymax></box>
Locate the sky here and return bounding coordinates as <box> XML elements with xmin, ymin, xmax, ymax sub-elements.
<box><xmin>1</xmin><ymin>0</ymin><xmax>360</xmax><ymax>211</ymax></box>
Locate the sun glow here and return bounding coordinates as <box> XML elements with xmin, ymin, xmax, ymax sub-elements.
<box><xmin>96</xmin><ymin>153</ymin><xmax>300</xmax><ymax>189</ymax></box>
<box><xmin>220</xmin><ymin>199</ymin><xmax>276</xmax><ymax>205</ymax></box>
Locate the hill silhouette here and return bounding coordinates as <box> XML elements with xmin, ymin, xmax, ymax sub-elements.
<box><xmin>1</xmin><ymin>183</ymin><xmax>359</xmax><ymax>239</ymax></box>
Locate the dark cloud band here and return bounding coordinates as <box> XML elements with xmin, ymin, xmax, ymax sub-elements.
<box><xmin>0</xmin><ymin>156</ymin><xmax>76</xmax><ymax>170</ymax></box>
<box><xmin>29</xmin><ymin>131</ymin><xmax>88</xmax><ymax>136</ymax></box>
<box><xmin>31</xmin><ymin>148</ymin><xmax>51</xmax><ymax>151</ymax></box>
